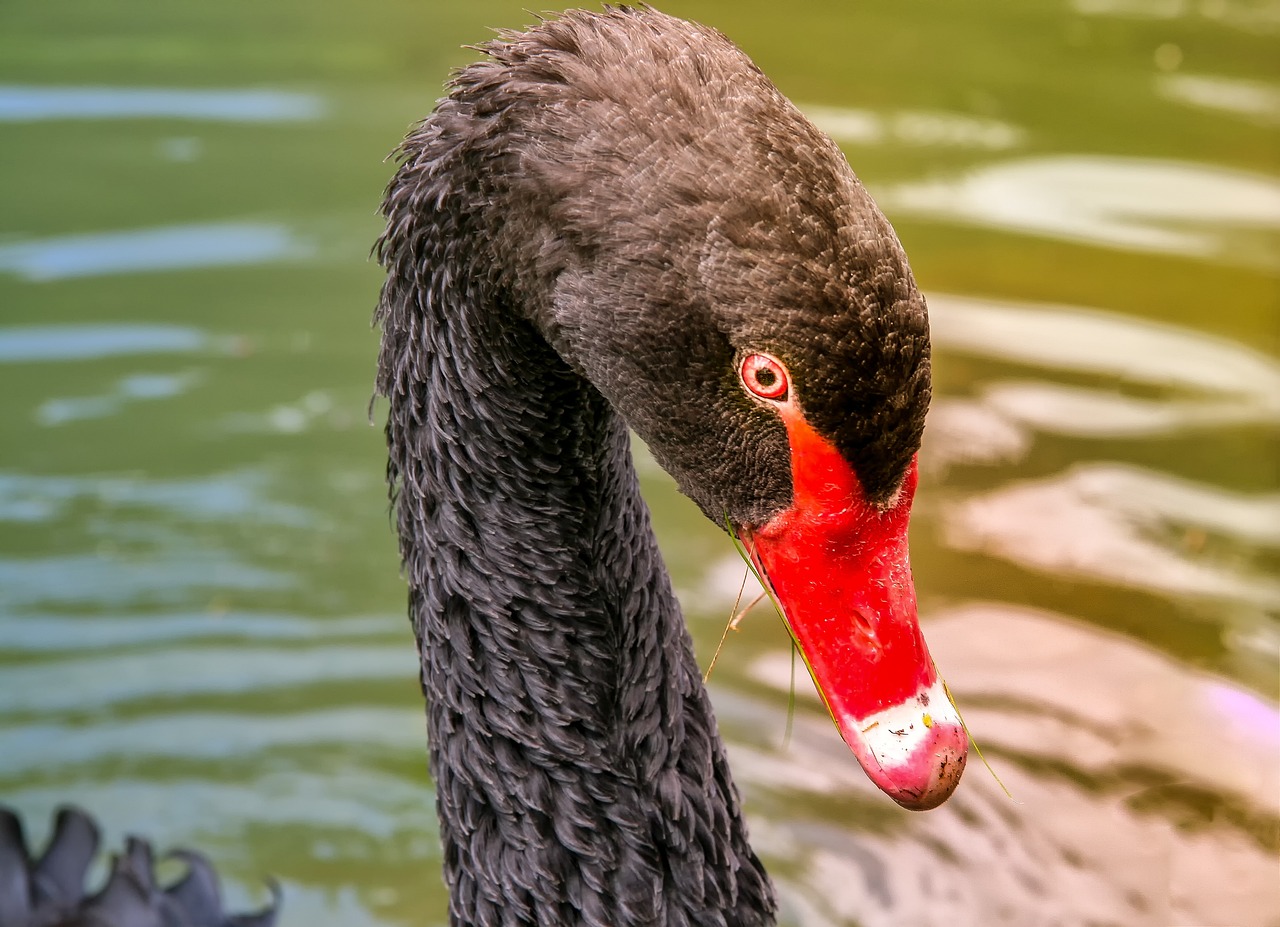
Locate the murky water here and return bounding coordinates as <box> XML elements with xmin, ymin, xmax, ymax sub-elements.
<box><xmin>1</xmin><ymin>1</ymin><xmax>1276</xmax><ymax>925</ymax></box>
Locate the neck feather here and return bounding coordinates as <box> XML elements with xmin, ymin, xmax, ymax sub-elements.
<box><xmin>376</xmin><ymin>184</ymin><xmax>775</xmax><ymax>926</ymax></box>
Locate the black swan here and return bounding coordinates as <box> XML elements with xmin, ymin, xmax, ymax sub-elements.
<box><xmin>0</xmin><ymin>806</ymin><xmax>277</xmax><ymax>926</ymax></box>
<box><xmin>0</xmin><ymin>7</ymin><xmax>966</xmax><ymax>926</ymax></box>
<box><xmin>374</xmin><ymin>6</ymin><xmax>965</xmax><ymax>926</ymax></box>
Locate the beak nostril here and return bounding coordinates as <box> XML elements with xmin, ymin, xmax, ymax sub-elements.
<box><xmin>847</xmin><ymin>606</ymin><xmax>883</xmax><ymax>659</ymax></box>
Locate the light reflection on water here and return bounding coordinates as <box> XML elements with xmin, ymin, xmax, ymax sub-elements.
<box><xmin>1071</xmin><ymin>0</ymin><xmax>1280</xmax><ymax>33</ymax></box>
<box><xmin>947</xmin><ymin>463</ymin><xmax>1280</xmax><ymax>606</ymax></box>
<box><xmin>0</xmin><ymin>470</ymin><xmax>310</xmax><ymax>525</ymax></box>
<box><xmin>0</xmin><ymin>324</ymin><xmax>205</xmax><ymax>362</ymax></box>
<box><xmin>1</xmin><ymin>612</ymin><xmax>384</xmax><ymax>652</ymax></box>
<box><xmin>927</xmin><ymin>294</ymin><xmax>1280</xmax><ymax>400</ymax></box>
<box><xmin>0</xmin><ymin>222</ymin><xmax>310</xmax><ymax>281</ymax></box>
<box><xmin>885</xmin><ymin>156</ymin><xmax>1280</xmax><ymax>266</ymax></box>
<box><xmin>803</xmin><ymin>106</ymin><xmax>1026</xmax><ymax>150</ymax></box>
<box><xmin>0</xmin><ymin>1</ymin><xmax>1275</xmax><ymax>925</ymax></box>
<box><xmin>1158</xmin><ymin>73</ymin><xmax>1280</xmax><ymax>123</ymax></box>
<box><xmin>746</xmin><ymin>605</ymin><xmax>1279</xmax><ymax>927</ymax></box>
<box><xmin>35</xmin><ymin>370</ymin><xmax>201</xmax><ymax>426</ymax></box>
<box><xmin>0</xmin><ymin>86</ymin><xmax>325</xmax><ymax>123</ymax></box>
<box><xmin>0</xmin><ymin>708</ymin><xmax>422</xmax><ymax>776</ymax></box>
<box><xmin>0</xmin><ymin>644</ymin><xmax>413</xmax><ymax>713</ymax></box>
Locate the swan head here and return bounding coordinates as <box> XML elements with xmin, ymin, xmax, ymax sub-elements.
<box><xmin>391</xmin><ymin>6</ymin><xmax>967</xmax><ymax>810</ymax></box>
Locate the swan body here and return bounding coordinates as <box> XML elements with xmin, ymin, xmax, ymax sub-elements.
<box><xmin>376</xmin><ymin>7</ymin><xmax>963</xmax><ymax>927</ymax></box>
<box><xmin>0</xmin><ymin>806</ymin><xmax>276</xmax><ymax>927</ymax></box>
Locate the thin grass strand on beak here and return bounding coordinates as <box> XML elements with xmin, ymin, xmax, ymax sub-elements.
<box><xmin>783</xmin><ymin>639</ymin><xmax>797</xmax><ymax>750</ymax></box>
<box><xmin>943</xmin><ymin>679</ymin><xmax>1016</xmax><ymax>801</ymax></box>
<box><xmin>704</xmin><ymin>566</ymin><xmax>749</xmax><ymax>683</ymax></box>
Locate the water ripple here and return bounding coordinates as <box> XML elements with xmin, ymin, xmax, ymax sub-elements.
<box><xmin>945</xmin><ymin>463</ymin><xmax>1280</xmax><ymax>606</ymax></box>
<box><xmin>742</xmin><ymin>603</ymin><xmax>1280</xmax><ymax>927</ymax></box>
<box><xmin>0</xmin><ymin>324</ymin><xmax>205</xmax><ymax>363</ymax></box>
<box><xmin>0</xmin><ymin>470</ymin><xmax>311</xmax><ymax>525</ymax></box>
<box><xmin>35</xmin><ymin>370</ymin><xmax>200</xmax><ymax>426</ymax></box>
<box><xmin>0</xmin><ymin>708</ymin><xmax>422</xmax><ymax>776</ymax></box>
<box><xmin>929</xmin><ymin>293</ymin><xmax>1280</xmax><ymax>401</ymax></box>
<box><xmin>1071</xmin><ymin>0</ymin><xmax>1280</xmax><ymax>33</ymax></box>
<box><xmin>885</xmin><ymin>157</ymin><xmax>1280</xmax><ymax>266</ymax></box>
<box><xmin>0</xmin><ymin>612</ymin><xmax>387</xmax><ymax>652</ymax></box>
<box><xmin>804</xmin><ymin>105</ymin><xmax>1025</xmax><ymax>150</ymax></box>
<box><xmin>921</xmin><ymin>293</ymin><xmax>1280</xmax><ymax>472</ymax></box>
<box><xmin>0</xmin><ymin>221</ymin><xmax>310</xmax><ymax>281</ymax></box>
<box><xmin>0</xmin><ymin>643</ymin><xmax>413</xmax><ymax>713</ymax></box>
<box><xmin>0</xmin><ymin>553</ymin><xmax>290</xmax><ymax>610</ymax></box>
<box><xmin>1158</xmin><ymin>73</ymin><xmax>1280</xmax><ymax>123</ymax></box>
<box><xmin>0</xmin><ymin>86</ymin><xmax>325</xmax><ymax>123</ymax></box>
<box><xmin>978</xmin><ymin>379</ymin><xmax>1275</xmax><ymax>437</ymax></box>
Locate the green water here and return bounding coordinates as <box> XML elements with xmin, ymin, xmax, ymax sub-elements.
<box><xmin>1</xmin><ymin>1</ymin><xmax>1276</xmax><ymax>925</ymax></box>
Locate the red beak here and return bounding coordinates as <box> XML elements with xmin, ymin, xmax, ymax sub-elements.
<box><xmin>739</xmin><ymin>404</ymin><xmax>966</xmax><ymax>810</ymax></box>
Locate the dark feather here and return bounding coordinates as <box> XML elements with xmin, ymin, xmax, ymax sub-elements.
<box><xmin>0</xmin><ymin>807</ymin><xmax>277</xmax><ymax>927</ymax></box>
<box><xmin>375</xmin><ymin>7</ymin><xmax>930</xmax><ymax>926</ymax></box>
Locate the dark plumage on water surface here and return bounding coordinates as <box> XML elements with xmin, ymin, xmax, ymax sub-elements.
<box><xmin>376</xmin><ymin>6</ymin><xmax>949</xmax><ymax>927</ymax></box>
<box><xmin>0</xmin><ymin>806</ymin><xmax>276</xmax><ymax>927</ymax></box>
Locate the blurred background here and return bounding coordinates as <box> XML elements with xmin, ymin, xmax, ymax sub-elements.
<box><xmin>0</xmin><ymin>1</ymin><xmax>1276</xmax><ymax>925</ymax></box>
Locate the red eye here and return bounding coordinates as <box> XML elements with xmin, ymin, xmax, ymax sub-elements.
<box><xmin>740</xmin><ymin>352</ymin><xmax>790</xmax><ymax>401</ymax></box>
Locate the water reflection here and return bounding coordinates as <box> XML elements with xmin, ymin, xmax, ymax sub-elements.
<box><xmin>0</xmin><ymin>553</ymin><xmax>289</xmax><ymax>610</ymax></box>
<box><xmin>2</xmin><ymin>612</ymin><xmax>383</xmax><ymax>652</ymax></box>
<box><xmin>930</xmin><ymin>294</ymin><xmax>1280</xmax><ymax>398</ymax></box>
<box><xmin>921</xmin><ymin>291</ymin><xmax>1278</xmax><ymax>674</ymax></box>
<box><xmin>0</xmin><ymin>324</ymin><xmax>205</xmax><ymax>362</ymax></box>
<box><xmin>222</xmin><ymin>390</ymin><xmax>348</xmax><ymax>435</ymax></box>
<box><xmin>946</xmin><ymin>463</ymin><xmax>1280</xmax><ymax>605</ymax></box>
<box><xmin>741</xmin><ymin>604</ymin><xmax>1280</xmax><ymax>927</ymax></box>
<box><xmin>977</xmin><ymin>380</ymin><xmax>1271</xmax><ymax>437</ymax></box>
<box><xmin>36</xmin><ymin>370</ymin><xmax>200</xmax><ymax>426</ymax></box>
<box><xmin>1072</xmin><ymin>0</ymin><xmax>1280</xmax><ymax>32</ymax></box>
<box><xmin>0</xmin><ymin>86</ymin><xmax>324</xmax><ymax>123</ymax></box>
<box><xmin>2</xmin><ymin>644</ymin><xmax>413</xmax><ymax>713</ymax></box>
<box><xmin>804</xmin><ymin>106</ymin><xmax>1025</xmax><ymax>149</ymax></box>
<box><xmin>886</xmin><ymin>156</ymin><xmax>1280</xmax><ymax>265</ymax></box>
<box><xmin>922</xmin><ymin>292</ymin><xmax>1280</xmax><ymax>480</ymax></box>
<box><xmin>1072</xmin><ymin>0</ymin><xmax>1190</xmax><ymax>16</ymax></box>
<box><xmin>0</xmin><ymin>708</ymin><xmax>421</xmax><ymax>776</ymax></box>
<box><xmin>0</xmin><ymin>222</ymin><xmax>310</xmax><ymax>281</ymax></box>
<box><xmin>1158</xmin><ymin>73</ymin><xmax>1280</xmax><ymax>123</ymax></box>
<box><xmin>0</xmin><ymin>470</ymin><xmax>309</xmax><ymax>525</ymax></box>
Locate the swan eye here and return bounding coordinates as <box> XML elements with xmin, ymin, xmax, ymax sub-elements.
<box><xmin>740</xmin><ymin>352</ymin><xmax>790</xmax><ymax>401</ymax></box>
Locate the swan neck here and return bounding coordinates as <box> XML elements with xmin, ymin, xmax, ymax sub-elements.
<box><xmin>376</xmin><ymin>227</ymin><xmax>776</xmax><ymax>923</ymax></box>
